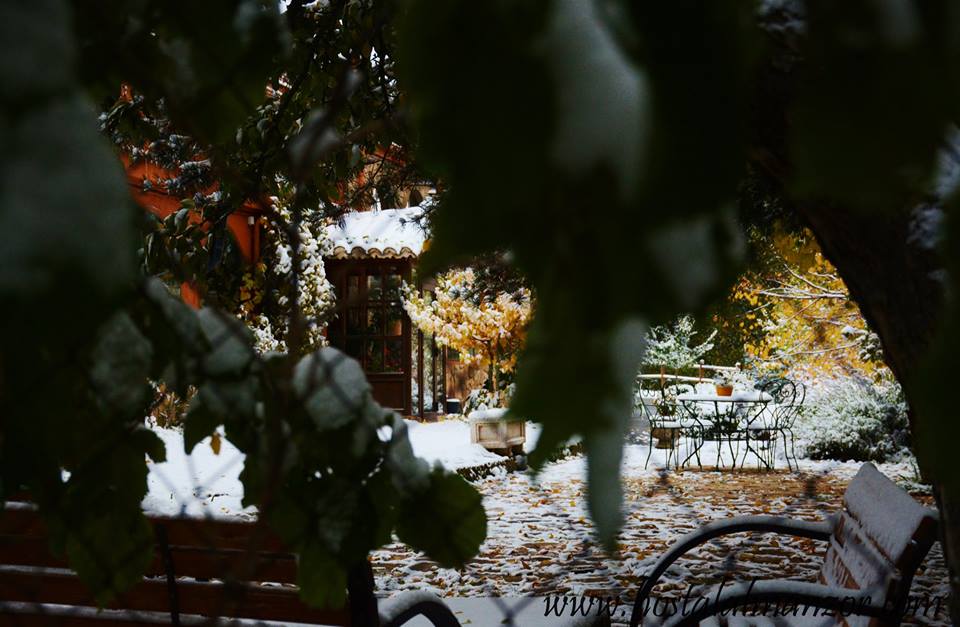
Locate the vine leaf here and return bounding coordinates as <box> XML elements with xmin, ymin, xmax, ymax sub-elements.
<box><xmin>297</xmin><ymin>543</ymin><xmax>348</xmax><ymax>609</ymax></box>
<box><xmin>294</xmin><ymin>348</ymin><xmax>371</xmax><ymax>430</ymax></box>
<box><xmin>89</xmin><ymin>312</ymin><xmax>153</xmax><ymax>418</ymax></box>
<box><xmin>396</xmin><ymin>468</ymin><xmax>487</xmax><ymax>569</ymax></box>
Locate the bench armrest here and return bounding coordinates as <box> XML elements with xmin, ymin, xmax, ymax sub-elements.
<box><xmin>656</xmin><ymin>580</ymin><xmax>887</xmax><ymax>627</ymax></box>
<box><xmin>379</xmin><ymin>591</ymin><xmax>461</xmax><ymax>627</ymax></box>
<box><xmin>629</xmin><ymin>514</ymin><xmax>835</xmax><ymax>627</ymax></box>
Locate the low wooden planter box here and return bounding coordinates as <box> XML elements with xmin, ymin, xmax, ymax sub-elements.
<box><xmin>469</xmin><ymin>409</ymin><xmax>525</xmax><ymax>454</ymax></box>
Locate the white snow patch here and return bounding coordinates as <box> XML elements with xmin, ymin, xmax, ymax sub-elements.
<box><xmin>143</xmin><ymin>425</ymin><xmax>253</xmax><ymax>519</ymax></box>
<box><xmin>326</xmin><ymin>207</ymin><xmax>427</xmax><ymax>258</ymax></box>
<box><xmin>544</xmin><ymin>0</ymin><xmax>648</xmax><ymax>199</ymax></box>
<box><xmin>143</xmin><ymin>417</ymin><xmax>536</xmax><ymax>518</ymax></box>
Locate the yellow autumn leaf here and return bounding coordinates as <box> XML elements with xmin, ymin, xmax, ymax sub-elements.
<box><xmin>210</xmin><ymin>432</ymin><xmax>222</xmax><ymax>456</ymax></box>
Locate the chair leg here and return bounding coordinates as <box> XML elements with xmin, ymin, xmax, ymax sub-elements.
<box><xmin>776</xmin><ymin>430</ymin><xmax>788</xmax><ymax>471</ymax></box>
<box><xmin>787</xmin><ymin>428</ymin><xmax>798</xmax><ymax>471</ymax></box>
<box><xmin>694</xmin><ymin>430</ymin><xmax>704</xmax><ymax>470</ymax></box>
<box><xmin>645</xmin><ymin>433</ymin><xmax>654</xmax><ymax>470</ymax></box>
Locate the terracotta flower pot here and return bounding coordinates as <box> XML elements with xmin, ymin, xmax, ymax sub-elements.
<box><xmin>715</xmin><ymin>385</ymin><xmax>734</xmax><ymax>397</ymax></box>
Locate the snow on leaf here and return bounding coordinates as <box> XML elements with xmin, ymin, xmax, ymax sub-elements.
<box><xmin>544</xmin><ymin>0</ymin><xmax>649</xmax><ymax>199</ymax></box>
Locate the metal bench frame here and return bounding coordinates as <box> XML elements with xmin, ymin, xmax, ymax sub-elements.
<box><xmin>629</xmin><ymin>463</ymin><xmax>939</xmax><ymax>627</ymax></box>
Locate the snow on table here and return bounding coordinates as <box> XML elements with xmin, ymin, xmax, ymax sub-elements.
<box><xmin>676</xmin><ymin>391</ymin><xmax>773</xmax><ymax>403</ymax></box>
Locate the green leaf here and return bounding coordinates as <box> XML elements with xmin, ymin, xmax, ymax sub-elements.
<box><xmin>397</xmin><ymin>0</ymin><xmax>556</xmax><ymax>270</ymax></box>
<box><xmin>399</xmin><ymin>0</ymin><xmax>753</xmax><ymax>549</ymax></box>
<box><xmin>64</xmin><ymin>510</ymin><xmax>154</xmax><ymax>607</ymax></box>
<box><xmin>140</xmin><ymin>278</ymin><xmax>207</xmax><ymax>389</ymax></box>
<box><xmin>516</xmin><ymin>317</ymin><xmax>644</xmax><ymax>548</ymax></box>
<box><xmin>197</xmin><ymin>308</ymin><xmax>255</xmax><ymax>378</ymax></box>
<box><xmin>626</xmin><ymin>0</ymin><xmax>756</xmax><ymax>216</ymax></box>
<box><xmin>789</xmin><ymin>0</ymin><xmax>951</xmax><ymax>209</ymax></box>
<box><xmin>396</xmin><ymin>469</ymin><xmax>486</xmax><ymax>569</ymax></box>
<box><xmin>293</xmin><ymin>348</ymin><xmax>371</xmax><ymax>430</ymax></box>
<box><xmin>0</xmin><ymin>0</ymin><xmax>75</xmax><ymax>106</ymax></box>
<box><xmin>383</xmin><ymin>414</ymin><xmax>431</xmax><ymax>494</ymax></box>
<box><xmin>89</xmin><ymin>312</ymin><xmax>153</xmax><ymax>418</ymax></box>
<box><xmin>72</xmin><ymin>0</ymin><xmax>290</xmax><ymax>144</ymax></box>
<box><xmin>0</xmin><ymin>94</ymin><xmax>137</xmax><ymax>345</ymax></box>
<box><xmin>267</xmin><ymin>494</ymin><xmax>312</xmax><ymax>548</ymax></box>
<box><xmin>644</xmin><ymin>208</ymin><xmax>746</xmax><ymax>310</ymax></box>
<box><xmin>297</xmin><ymin>543</ymin><xmax>348</xmax><ymax>609</ymax></box>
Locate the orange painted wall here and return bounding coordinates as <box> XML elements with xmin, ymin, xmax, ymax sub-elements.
<box><xmin>124</xmin><ymin>157</ymin><xmax>265</xmax><ymax>306</ymax></box>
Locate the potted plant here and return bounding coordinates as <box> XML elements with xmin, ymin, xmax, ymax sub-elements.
<box><xmin>653</xmin><ymin>386</ymin><xmax>680</xmax><ymax>416</ymax></box>
<box><xmin>714</xmin><ymin>372</ymin><xmax>734</xmax><ymax>396</ymax></box>
<box><xmin>650</xmin><ymin>388</ymin><xmax>681</xmax><ymax>448</ymax></box>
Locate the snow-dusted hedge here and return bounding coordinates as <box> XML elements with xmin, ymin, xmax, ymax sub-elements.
<box><xmin>463</xmin><ymin>383</ymin><xmax>515</xmax><ymax>414</ymax></box>
<box><xmin>797</xmin><ymin>374</ymin><xmax>910</xmax><ymax>463</ymax></box>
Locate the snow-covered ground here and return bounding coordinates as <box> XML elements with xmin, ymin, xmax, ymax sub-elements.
<box><xmin>142</xmin><ymin>417</ymin><xmax>543</xmax><ymax>518</ymax></box>
<box><xmin>143</xmin><ymin>425</ymin><xmax>253</xmax><ymax>519</ymax></box>
<box><xmin>141</xmin><ymin>420</ymin><xmax>947</xmax><ymax>625</ymax></box>
<box><xmin>406</xmin><ymin>417</ymin><xmax>543</xmax><ymax>469</ymax></box>
<box><xmin>372</xmin><ymin>445</ymin><xmax>947</xmax><ymax>625</ymax></box>
<box><xmin>141</xmin><ymin>417</ymin><xmax>922</xmax><ymax>520</ymax></box>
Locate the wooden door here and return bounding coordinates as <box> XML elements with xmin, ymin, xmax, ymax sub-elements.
<box><xmin>327</xmin><ymin>259</ymin><xmax>412</xmax><ymax>414</ymax></box>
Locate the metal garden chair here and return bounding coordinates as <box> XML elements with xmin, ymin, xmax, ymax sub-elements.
<box><xmin>751</xmin><ymin>378</ymin><xmax>805</xmax><ymax>471</ymax></box>
<box><xmin>639</xmin><ymin>378</ymin><xmax>711</xmax><ymax>470</ymax></box>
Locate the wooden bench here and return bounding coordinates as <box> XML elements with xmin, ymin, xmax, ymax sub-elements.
<box><xmin>630</xmin><ymin>463</ymin><xmax>940</xmax><ymax>626</ymax></box>
<box><xmin>0</xmin><ymin>504</ymin><xmax>460</xmax><ymax>626</ymax></box>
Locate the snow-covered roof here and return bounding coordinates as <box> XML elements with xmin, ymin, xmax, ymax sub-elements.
<box><xmin>326</xmin><ymin>207</ymin><xmax>428</xmax><ymax>259</ymax></box>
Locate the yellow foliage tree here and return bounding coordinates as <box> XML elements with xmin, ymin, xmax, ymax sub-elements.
<box><xmin>730</xmin><ymin>227</ymin><xmax>885</xmax><ymax>379</ymax></box>
<box><xmin>403</xmin><ymin>269</ymin><xmax>532</xmax><ymax>395</ymax></box>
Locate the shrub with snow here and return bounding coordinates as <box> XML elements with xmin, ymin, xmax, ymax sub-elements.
<box><xmin>797</xmin><ymin>374</ymin><xmax>911</xmax><ymax>463</ymax></box>
<box><xmin>642</xmin><ymin>315</ymin><xmax>717</xmax><ymax>371</ymax></box>
<box><xmin>464</xmin><ymin>383</ymin><xmax>515</xmax><ymax>414</ymax></box>
<box><xmin>238</xmin><ymin>204</ymin><xmax>336</xmax><ymax>354</ymax></box>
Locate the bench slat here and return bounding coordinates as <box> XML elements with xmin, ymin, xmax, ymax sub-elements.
<box><xmin>0</xmin><ymin>604</ymin><xmax>189</xmax><ymax>626</ymax></box>
<box><xmin>0</xmin><ymin>568</ymin><xmax>350</xmax><ymax>625</ymax></box>
<box><xmin>840</xmin><ymin>463</ymin><xmax>937</xmax><ymax>568</ymax></box>
<box><xmin>821</xmin><ymin>513</ymin><xmax>893</xmax><ymax>592</ymax></box>
<box><xmin>817</xmin><ymin>463</ymin><xmax>939</xmax><ymax>627</ymax></box>
<box><xmin>1</xmin><ymin>508</ymin><xmax>288</xmax><ymax>553</ymax></box>
<box><xmin>0</xmin><ymin>536</ymin><xmax>299</xmax><ymax>584</ymax></box>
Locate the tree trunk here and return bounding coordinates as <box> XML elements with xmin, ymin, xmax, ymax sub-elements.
<box><xmin>795</xmin><ymin>199</ymin><xmax>957</xmax><ymax>619</ymax></box>
<box><xmin>487</xmin><ymin>344</ymin><xmax>498</xmax><ymax>403</ymax></box>
<box><xmin>752</xmin><ymin>6</ymin><xmax>958</xmax><ymax>616</ymax></box>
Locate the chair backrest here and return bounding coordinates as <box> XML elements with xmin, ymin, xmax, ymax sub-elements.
<box><xmin>758</xmin><ymin>378</ymin><xmax>805</xmax><ymax>428</ymax></box>
<box><xmin>758</xmin><ymin>378</ymin><xmax>798</xmax><ymax>406</ymax></box>
<box><xmin>637</xmin><ymin>378</ymin><xmax>695</xmax><ymax>424</ymax></box>
<box><xmin>0</xmin><ymin>505</ymin><xmax>373</xmax><ymax>625</ymax></box>
<box><xmin>818</xmin><ymin>463</ymin><xmax>939</xmax><ymax>627</ymax></box>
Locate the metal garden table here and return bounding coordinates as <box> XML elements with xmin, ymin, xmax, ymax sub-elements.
<box><xmin>676</xmin><ymin>391</ymin><xmax>774</xmax><ymax>469</ymax></box>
